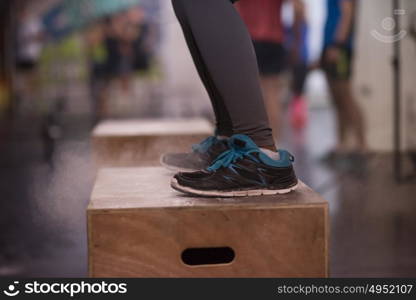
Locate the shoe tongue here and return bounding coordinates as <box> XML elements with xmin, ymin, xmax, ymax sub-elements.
<box><xmin>229</xmin><ymin>134</ymin><xmax>259</xmax><ymax>151</ymax></box>
<box><xmin>233</xmin><ymin>138</ymin><xmax>246</xmax><ymax>148</ymax></box>
<box><xmin>209</xmin><ymin>139</ymin><xmax>228</xmax><ymax>155</ymax></box>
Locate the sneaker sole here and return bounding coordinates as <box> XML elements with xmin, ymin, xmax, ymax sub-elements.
<box><xmin>171</xmin><ymin>178</ymin><xmax>298</xmax><ymax>197</ymax></box>
<box><xmin>159</xmin><ymin>155</ymin><xmax>200</xmax><ymax>173</ymax></box>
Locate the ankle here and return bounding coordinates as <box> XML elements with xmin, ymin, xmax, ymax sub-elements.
<box><xmin>261</xmin><ymin>145</ymin><xmax>277</xmax><ymax>152</ymax></box>
<box><xmin>260</xmin><ymin>147</ymin><xmax>280</xmax><ymax>160</ymax></box>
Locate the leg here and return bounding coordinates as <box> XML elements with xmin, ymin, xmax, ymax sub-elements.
<box><xmin>327</xmin><ymin>77</ymin><xmax>367</xmax><ymax>152</ymax></box>
<box><xmin>260</xmin><ymin>75</ymin><xmax>282</xmax><ymax>142</ymax></box>
<box><xmin>169</xmin><ymin>0</ymin><xmax>298</xmax><ymax>197</ymax></box>
<box><xmin>172</xmin><ymin>0</ymin><xmax>274</xmax><ymax>148</ymax></box>
<box><xmin>172</xmin><ymin>0</ymin><xmax>232</xmax><ymax>137</ymax></box>
<box><xmin>292</xmin><ymin>63</ymin><xmax>308</xmax><ymax>97</ymax></box>
<box><xmin>323</xmin><ymin>46</ymin><xmax>366</xmax><ymax>152</ymax></box>
<box><xmin>326</xmin><ymin>77</ymin><xmax>349</xmax><ymax>151</ymax></box>
<box><xmin>334</xmin><ymin>79</ymin><xmax>367</xmax><ymax>152</ymax></box>
<box><xmin>290</xmin><ymin>63</ymin><xmax>309</xmax><ymax>130</ymax></box>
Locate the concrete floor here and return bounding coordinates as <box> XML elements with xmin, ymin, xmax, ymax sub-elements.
<box><xmin>0</xmin><ymin>108</ymin><xmax>415</xmax><ymax>277</ymax></box>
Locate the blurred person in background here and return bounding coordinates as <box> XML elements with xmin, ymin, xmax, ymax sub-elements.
<box><xmin>15</xmin><ymin>6</ymin><xmax>44</xmax><ymax>112</ymax></box>
<box><xmin>105</xmin><ymin>8</ymin><xmax>144</xmax><ymax>94</ymax></box>
<box><xmin>284</xmin><ymin>1</ymin><xmax>309</xmax><ymax>131</ymax></box>
<box><xmin>321</xmin><ymin>0</ymin><xmax>367</xmax><ymax>160</ymax></box>
<box><xmin>85</xmin><ymin>21</ymin><xmax>109</xmax><ymax>123</ymax></box>
<box><xmin>163</xmin><ymin>0</ymin><xmax>299</xmax><ymax>197</ymax></box>
<box><xmin>236</xmin><ymin>0</ymin><xmax>306</xmax><ymax>142</ymax></box>
<box><xmin>86</xmin><ymin>6</ymin><xmax>154</xmax><ymax>120</ymax></box>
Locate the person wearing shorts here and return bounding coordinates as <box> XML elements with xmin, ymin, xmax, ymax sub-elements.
<box><xmin>321</xmin><ymin>0</ymin><xmax>367</xmax><ymax>157</ymax></box>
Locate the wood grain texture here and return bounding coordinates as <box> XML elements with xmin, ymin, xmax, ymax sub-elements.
<box><xmin>88</xmin><ymin>167</ymin><xmax>329</xmax><ymax>277</ymax></box>
<box><xmin>92</xmin><ymin>119</ymin><xmax>213</xmax><ymax>167</ymax></box>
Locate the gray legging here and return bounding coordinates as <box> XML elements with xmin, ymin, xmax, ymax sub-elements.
<box><xmin>172</xmin><ymin>0</ymin><xmax>274</xmax><ymax>148</ymax></box>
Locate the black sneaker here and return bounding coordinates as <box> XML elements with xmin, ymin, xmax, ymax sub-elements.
<box><xmin>171</xmin><ymin>134</ymin><xmax>299</xmax><ymax>197</ymax></box>
<box><xmin>160</xmin><ymin>136</ymin><xmax>229</xmax><ymax>172</ymax></box>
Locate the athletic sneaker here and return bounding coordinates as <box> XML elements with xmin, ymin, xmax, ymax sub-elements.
<box><xmin>290</xmin><ymin>95</ymin><xmax>308</xmax><ymax>130</ymax></box>
<box><xmin>160</xmin><ymin>136</ymin><xmax>229</xmax><ymax>172</ymax></box>
<box><xmin>171</xmin><ymin>134</ymin><xmax>298</xmax><ymax>197</ymax></box>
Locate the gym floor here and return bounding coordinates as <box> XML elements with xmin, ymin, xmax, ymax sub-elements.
<box><xmin>0</xmin><ymin>108</ymin><xmax>415</xmax><ymax>277</ymax></box>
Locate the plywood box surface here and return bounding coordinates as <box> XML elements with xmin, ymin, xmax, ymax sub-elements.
<box><xmin>92</xmin><ymin>118</ymin><xmax>213</xmax><ymax>166</ymax></box>
<box><xmin>88</xmin><ymin>167</ymin><xmax>329</xmax><ymax>277</ymax></box>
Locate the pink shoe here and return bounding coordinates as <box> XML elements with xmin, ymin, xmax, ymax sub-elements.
<box><xmin>290</xmin><ymin>95</ymin><xmax>308</xmax><ymax>130</ymax></box>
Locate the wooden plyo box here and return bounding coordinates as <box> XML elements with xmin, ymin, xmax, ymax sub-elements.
<box><xmin>88</xmin><ymin>167</ymin><xmax>329</xmax><ymax>277</ymax></box>
<box><xmin>92</xmin><ymin>118</ymin><xmax>213</xmax><ymax>167</ymax></box>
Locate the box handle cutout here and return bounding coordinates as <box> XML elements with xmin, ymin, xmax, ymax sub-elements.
<box><xmin>181</xmin><ymin>247</ymin><xmax>235</xmax><ymax>266</ymax></box>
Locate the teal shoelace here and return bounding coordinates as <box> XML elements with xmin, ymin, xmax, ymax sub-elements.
<box><xmin>207</xmin><ymin>146</ymin><xmax>258</xmax><ymax>171</ymax></box>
